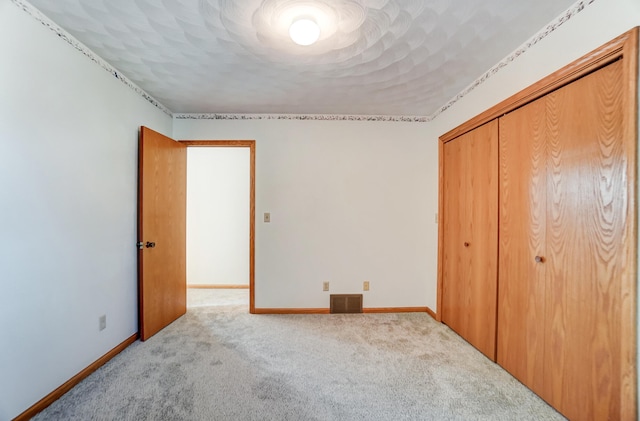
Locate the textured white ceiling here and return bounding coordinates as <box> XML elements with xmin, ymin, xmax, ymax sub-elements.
<box><xmin>25</xmin><ymin>0</ymin><xmax>580</xmax><ymax>117</ymax></box>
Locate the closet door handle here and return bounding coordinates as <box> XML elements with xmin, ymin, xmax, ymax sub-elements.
<box><xmin>535</xmin><ymin>255</ymin><xmax>545</xmax><ymax>263</ymax></box>
<box><xmin>464</xmin><ymin>242</ymin><xmax>470</xmax><ymax>247</ymax></box>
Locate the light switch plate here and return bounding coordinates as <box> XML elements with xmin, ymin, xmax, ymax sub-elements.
<box><xmin>264</xmin><ymin>212</ymin><xmax>270</xmax><ymax>223</ymax></box>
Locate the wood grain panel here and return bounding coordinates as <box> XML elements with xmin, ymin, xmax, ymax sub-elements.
<box><xmin>497</xmin><ymin>96</ymin><xmax>547</xmax><ymax>394</ymax></box>
<box><xmin>441</xmin><ymin>133</ymin><xmax>465</xmax><ymax>328</ymax></box>
<box><xmin>543</xmin><ymin>60</ymin><xmax>625</xmax><ymax>421</ymax></box>
<box><xmin>620</xmin><ymin>27</ymin><xmax>638</xmax><ymax>421</ymax></box>
<box><xmin>467</xmin><ymin>120</ymin><xmax>499</xmax><ymax>360</ymax></box>
<box><xmin>441</xmin><ymin>120</ymin><xmax>498</xmax><ymax>360</ymax></box>
<box><xmin>139</xmin><ymin>127</ymin><xmax>187</xmax><ymax>341</ymax></box>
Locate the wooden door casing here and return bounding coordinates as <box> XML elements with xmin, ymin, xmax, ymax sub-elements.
<box><xmin>441</xmin><ymin>120</ymin><xmax>499</xmax><ymax>360</ymax></box>
<box><xmin>138</xmin><ymin>127</ymin><xmax>187</xmax><ymax>341</ymax></box>
<box><xmin>179</xmin><ymin>140</ymin><xmax>256</xmax><ymax>314</ymax></box>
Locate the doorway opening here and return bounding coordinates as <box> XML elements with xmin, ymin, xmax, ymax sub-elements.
<box><xmin>182</xmin><ymin>140</ymin><xmax>256</xmax><ymax>313</ymax></box>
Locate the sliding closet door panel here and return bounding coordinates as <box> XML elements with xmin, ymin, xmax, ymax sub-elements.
<box><xmin>467</xmin><ymin>120</ymin><xmax>499</xmax><ymax>360</ymax></box>
<box><xmin>442</xmin><ymin>120</ymin><xmax>498</xmax><ymax>360</ymax></box>
<box><xmin>442</xmin><ymin>136</ymin><xmax>466</xmax><ymax>332</ymax></box>
<box><xmin>543</xmin><ymin>60</ymin><xmax>624</xmax><ymax>421</ymax></box>
<box><xmin>497</xmin><ymin>98</ymin><xmax>547</xmax><ymax>394</ymax></box>
<box><xmin>442</xmin><ymin>136</ymin><xmax>467</xmax><ymax>335</ymax></box>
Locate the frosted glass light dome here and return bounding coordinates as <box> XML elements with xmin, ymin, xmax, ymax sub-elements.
<box><xmin>289</xmin><ymin>18</ymin><xmax>321</xmax><ymax>46</ymax></box>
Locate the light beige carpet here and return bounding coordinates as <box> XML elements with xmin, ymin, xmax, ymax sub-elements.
<box><xmin>33</xmin><ymin>289</ymin><xmax>565</xmax><ymax>420</ymax></box>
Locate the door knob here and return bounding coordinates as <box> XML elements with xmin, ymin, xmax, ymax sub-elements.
<box><xmin>535</xmin><ymin>255</ymin><xmax>545</xmax><ymax>263</ymax></box>
<box><xmin>146</xmin><ymin>242</ymin><xmax>156</xmax><ymax>248</ymax></box>
<box><xmin>464</xmin><ymin>242</ymin><xmax>470</xmax><ymax>247</ymax></box>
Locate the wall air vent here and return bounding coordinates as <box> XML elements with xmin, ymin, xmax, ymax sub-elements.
<box><xmin>330</xmin><ymin>294</ymin><xmax>363</xmax><ymax>314</ymax></box>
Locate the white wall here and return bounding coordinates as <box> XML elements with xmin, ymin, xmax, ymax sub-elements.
<box><xmin>0</xmin><ymin>0</ymin><xmax>172</xmax><ymax>419</ymax></box>
<box><xmin>187</xmin><ymin>148</ymin><xmax>250</xmax><ymax>286</ymax></box>
<box><xmin>174</xmin><ymin>119</ymin><xmax>437</xmax><ymax>309</ymax></box>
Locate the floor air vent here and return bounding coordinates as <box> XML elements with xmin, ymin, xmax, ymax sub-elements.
<box><xmin>330</xmin><ymin>294</ymin><xmax>363</xmax><ymax>314</ymax></box>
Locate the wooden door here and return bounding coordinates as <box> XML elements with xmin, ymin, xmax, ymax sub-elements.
<box><xmin>541</xmin><ymin>60</ymin><xmax>625</xmax><ymax>421</ymax></box>
<box><xmin>441</xmin><ymin>120</ymin><xmax>499</xmax><ymax>360</ymax></box>
<box><xmin>497</xmin><ymin>96</ymin><xmax>547</xmax><ymax>394</ymax></box>
<box><xmin>499</xmin><ymin>60</ymin><xmax>627</xmax><ymax>420</ymax></box>
<box><xmin>138</xmin><ymin>126</ymin><xmax>187</xmax><ymax>341</ymax></box>
<box><xmin>441</xmin><ymin>132</ymin><xmax>467</xmax><ymax>335</ymax></box>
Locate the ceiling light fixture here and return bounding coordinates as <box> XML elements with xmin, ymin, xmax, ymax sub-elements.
<box><xmin>289</xmin><ymin>18</ymin><xmax>320</xmax><ymax>46</ymax></box>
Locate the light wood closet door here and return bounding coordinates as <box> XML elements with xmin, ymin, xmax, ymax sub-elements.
<box><xmin>542</xmin><ymin>59</ymin><xmax>625</xmax><ymax>421</ymax></box>
<box><xmin>442</xmin><ymin>120</ymin><xmax>498</xmax><ymax>360</ymax></box>
<box><xmin>497</xmin><ymin>96</ymin><xmax>547</xmax><ymax>394</ymax></box>
<box><xmin>499</xmin><ymin>60</ymin><xmax>626</xmax><ymax>420</ymax></box>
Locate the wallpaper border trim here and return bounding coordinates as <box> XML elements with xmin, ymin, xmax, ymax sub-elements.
<box><xmin>172</xmin><ymin>113</ymin><xmax>428</xmax><ymax>122</ymax></box>
<box><xmin>429</xmin><ymin>0</ymin><xmax>597</xmax><ymax>121</ymax></box>
<box><xmin>11</xmin><ymin>0</ymin><xmax>173</xmax><ymax>116</ymax></box>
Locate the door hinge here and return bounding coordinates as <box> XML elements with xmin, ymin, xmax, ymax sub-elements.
<box><xmin>136</xmin><ymin>242</ymin><xmax>144</xmax><ymax>250</ymax></box>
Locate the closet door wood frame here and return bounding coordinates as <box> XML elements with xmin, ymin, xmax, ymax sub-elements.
<box><xmin>436</xmin><ymin>27</ymin><xmax>638</xmax><ymax>420</ymax></box>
